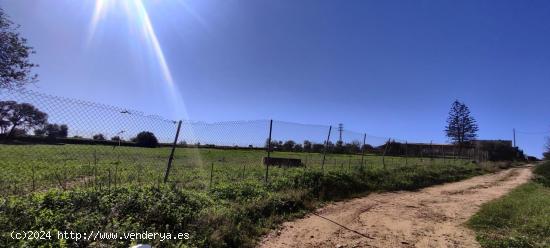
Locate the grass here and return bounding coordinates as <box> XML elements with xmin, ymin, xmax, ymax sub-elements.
<box><xmin>468</xmin><ymin>162</ymin><xmax>550</xmax><ymax>248</ymax></box>
<box><xmin>0</xmin><ymin>143</ymin><xmax>503</xmax><ymax>247</ymax></box>
<box><xmin>0</xmin><ymin>144</ymin><xmax>462</xmax><ymax>195</ymax></box>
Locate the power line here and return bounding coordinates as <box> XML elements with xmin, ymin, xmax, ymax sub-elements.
<box><xmin>515</xmin><ymin>130</ymin><xmax>550</xmax><ymax>135</ymax></box>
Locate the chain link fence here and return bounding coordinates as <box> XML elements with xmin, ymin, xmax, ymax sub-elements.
<box><xmin>0</xmin><ymin>89</ymin><xmax>488</xmax><ymax>196</ymax></box>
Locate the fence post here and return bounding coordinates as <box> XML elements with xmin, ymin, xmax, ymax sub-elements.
<box><xmin>321</xmin><ymin>125</ymin><xmax>332</xmax><ymax>173</ymax></box>
<box><xmin>265</xmin><ymin>120</ymin><xmax>273</xmax><ymax>183</ymax></box>
<box><xmin>163</xmin><ymin>120</ymin><xmax>182</xmax><ymax>183</ymax></box>
<box><xmin>360</xmin><ymin>133</ymin><xmax>366</xmax><ymax>170</ymax></box>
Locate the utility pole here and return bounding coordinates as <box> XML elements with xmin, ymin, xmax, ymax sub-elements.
<box><xmin>338</xmin><ymin>123</ymin><xmax>343</xmax><ymax>142</ymax></box>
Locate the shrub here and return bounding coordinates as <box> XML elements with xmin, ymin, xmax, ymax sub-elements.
<box><xmin>92</xmin><ymin>133</ymin><xmax>106</xmax><ymax>141</ymax></box>
<box><xmin>534</xmin><ymin>162</ymin><xmax>550</xmax><ymax>186</ymax></box>
<box><xmin>132</xmin><ymin>131</ymin><xmax>159</xmax><ymax>148</ymax></box>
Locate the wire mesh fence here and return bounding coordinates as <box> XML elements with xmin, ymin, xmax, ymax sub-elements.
<box><xmin>0</xmin><ymin>89</ymin><xmax>488</xmax><ymax>196</ymax></box>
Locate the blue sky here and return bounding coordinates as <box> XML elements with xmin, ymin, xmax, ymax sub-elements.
<box><xmin>1</xmin><ymin>0</ymin><xmax>549</xmax><ymax>157</ymax></box>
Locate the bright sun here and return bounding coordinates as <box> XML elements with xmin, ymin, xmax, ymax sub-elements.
<box><xmin>87</xmin><ymin>0</ymin><xmax>189</xmax><ymax>120</ymax></box>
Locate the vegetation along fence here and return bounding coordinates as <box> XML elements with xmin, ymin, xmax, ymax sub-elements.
<box><xmin>0</xmin><ymin>89</ymin><xmax>490</xmax><ymax>196</ymax></box>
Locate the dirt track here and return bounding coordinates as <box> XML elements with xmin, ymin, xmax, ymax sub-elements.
<box><xmin>259</xmin><ymin>166</ymin><xmax>533</xmax><ymax>248</ymax></box>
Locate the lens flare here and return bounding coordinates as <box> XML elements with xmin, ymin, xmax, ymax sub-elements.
<box><xmin>87</xmin><ymin>0</ymin><xmax>205</xmax><ymax>167</ymax></box>
<box><xmin>87</xmin><ymin>0</ymin><xmax>189</xmax><ymax>119</ymax></box>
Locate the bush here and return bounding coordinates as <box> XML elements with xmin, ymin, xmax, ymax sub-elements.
<box><xmin>92</xmin><ymin>133</ymin><xmax>106</xmax><ymax>141</ymax></box>
<box><xmin>534</xmin><ymin>162</ymin><xmax>550</xmax><ymax>186</ymax></box>
<box><xmin>132</xmin><ymin>131</ymin><xmax>159</xmax><ymax>148</ymax></box>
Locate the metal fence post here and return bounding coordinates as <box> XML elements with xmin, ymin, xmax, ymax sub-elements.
<box><xmin>163</xmin><ymin>120</ymin><xmax>182</xmax><ymax>183</ymax></box>
<box><xmin>321</xmin><ymin>125</ymin><xmax>332</xmax><ymax>173</ymax></box>
<box><xmin>360</xmin><ymin>133</ymin><xmax>366</xmax><ymax>170</ymax></box>
<box><xmin>265</xmin><ymin>120</ymin><xmax>273</xmax><ymax>183</ymax></box>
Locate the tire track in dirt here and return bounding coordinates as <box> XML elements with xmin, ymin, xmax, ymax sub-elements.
<box><xmin>259</xmin><ymin>166</ymin><xmax>533</xmax><ymax>248</ymax></box>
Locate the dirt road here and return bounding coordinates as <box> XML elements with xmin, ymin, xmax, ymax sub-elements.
<box><xmin>259</xmin><ymin>166</ymin><xmax>533</xmax><ymax>248</ymax></box>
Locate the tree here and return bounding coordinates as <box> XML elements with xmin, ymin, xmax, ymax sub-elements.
<box><xmin>334</xmin><ymin>140</ymin><xmax>344</xmax><ymax>153</ymax></box>
<box><xmin>0</xmin><ymin>8</ymin><xmax>37</xmax><ymax>89</ymax></box>
<box><xmin>445</xmin><ymin>100</ymin><xmax>479</xmax><ymax>151</ymax></box>
<box><xmin>132</xmin><ymin>131</ymin><xmax>158</xmax><ymax>148</ymax></box>
<box><xmin>10</xmin><ymin>128</ymin><xmax>26</xmax><ymax>136</ymax></box>
<box><xmin>33</xmin><ymin>127</ymin><xmax>45</xmax><ymax>136</ymax></box>
<box><xmin>92</xmin><ymin>133</ymin><xmax>106</xmax><ymax>141</ymax></box>
<box><xmin>59</xmin><ymin>124</ymin><xmax>68</xmax><ymax>138</ymax></box>
<box><xmin>346</xmin><ymin>141</ymin><xmax>361</xmax><ymax>154</ymax></box>
<box><xmin>303</xmin><ymin>140</ymin><xmax>312</xmax><ymax>152</ymax></box>
<box><xmin>282</xmin><ymin>140</ymin><xmax>296</xmax><ymax>152</ymax></box>
<box><xmin>312</xmin><ymin>143</ymin><xmax>325</xmax><ymax>153</ymax></box>
<box><xmin>265</xmin><ymin>139</ymin><xmax>281</xmax><ymax>151</ymax></box>
<box><xmin>362</xmin><ymin>144</ymin><xmax>373</xmax><ymax>150</ymax></box>
<box><xmin>35</xmin><ymin>123</ymin><xmax>68</xmax><ymax>138</ymax></box>
<box><xmin>326</xmin><ymin>141</ymin><xmax>335</xmax><ymax>151</ymax></box>
<box><xmin>111</xmin><ymin>136</ymin><xmax>122</xmax><ymax>141</ymax></box>
<box><xmin>0</xmin><ymin>101</ymin><xmax>47</xmax><ymax>137</ymax></box>
<box><xmin>0</xmin><ymin>101</ymin><xmax>16</xmax><ymax>133</ymax></box>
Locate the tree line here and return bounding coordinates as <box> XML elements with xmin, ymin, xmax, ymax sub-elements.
<box><xmin>265</xmin><ymin>139</ymin><xmax>375</xmax><ymax>154</ymax></box>
<box><xmin>0</xmin><ymin>100</ymin><xmax>159</xmax><ymax>148</ymax></box>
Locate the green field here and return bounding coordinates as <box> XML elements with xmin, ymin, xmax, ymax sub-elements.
<box><xmin>468</xmin><ymin>162</ymin><xmax>550</xmax><ymax>248</ymax></box>
<box><xmin>0</xmin><ymin>143</ymin><xmax>495</xmax><ymax>247</ymax></box>
<box><xmin>0</xmin><ymin>143</ymin><xmax>462</xmax><ymax>196</ymax></box>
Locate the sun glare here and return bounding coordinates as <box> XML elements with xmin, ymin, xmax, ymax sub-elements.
<box><xmin>86</xmin><ymin>0</ymin><xmax>204</xmax><ymax>166</ymax></box>
<box><xmin>87</xmin><ymin>0</ymin><xmax>189</xmax><ymax>120</ymax></box>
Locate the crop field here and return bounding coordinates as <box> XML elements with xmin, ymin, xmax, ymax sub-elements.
<box><xmin>0</xmin><ymin>144</ymin><xmax>464</xmax><ymax>196</ymax></box>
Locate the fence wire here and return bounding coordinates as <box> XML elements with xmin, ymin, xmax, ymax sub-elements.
<box><xmin>0</xmin><ymin>89</ymin><xmax>488</xmax><ymax>195</ymax></box>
